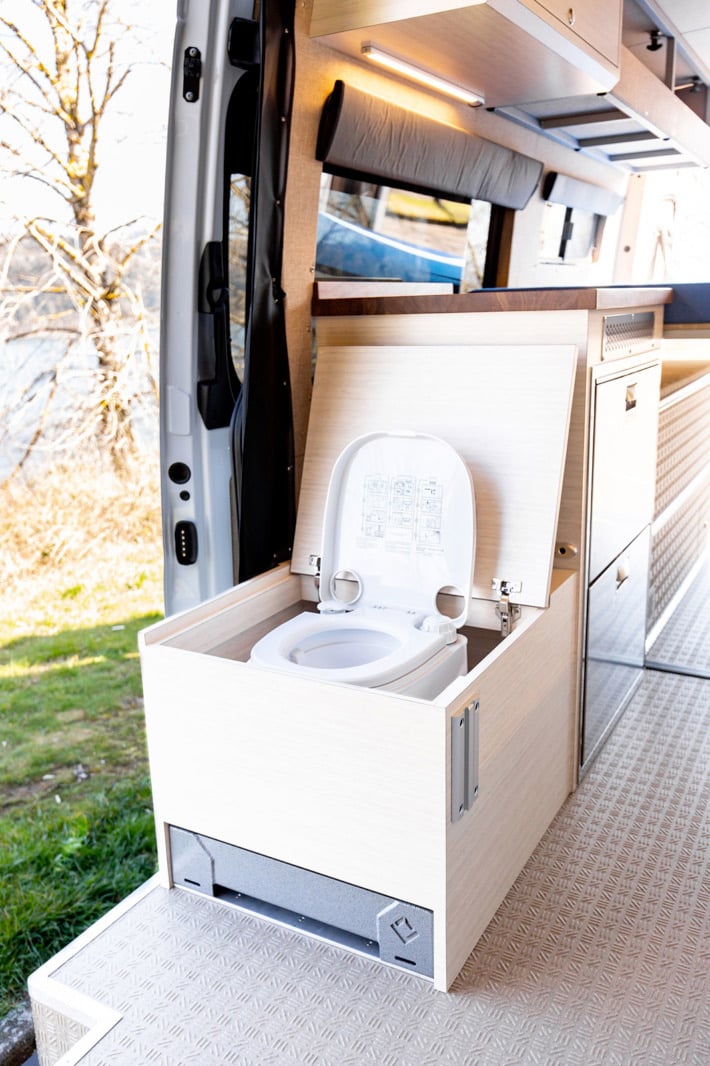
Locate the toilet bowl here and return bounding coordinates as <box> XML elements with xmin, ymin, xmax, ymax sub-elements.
<box><xmin>250</xmin><ymin>431</ymin><xmax>476</xmax><ymax>699</ymax></box>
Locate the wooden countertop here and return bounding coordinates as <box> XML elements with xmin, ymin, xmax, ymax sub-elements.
<box><xmin>312</xmin><ymin>284</ymin><xmax>674</xmax><ymax>318</ymax></box>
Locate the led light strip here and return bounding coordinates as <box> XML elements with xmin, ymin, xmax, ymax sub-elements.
<box><xmin>361</xmin><ymin>44</ymin><xmax>484</xmax><ymax>107</ymax></box>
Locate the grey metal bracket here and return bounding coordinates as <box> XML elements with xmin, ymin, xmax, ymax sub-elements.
<box><xmin>451</xmin><ymin>700</ymin><xmax>480</xmax><ymax>822</ymax></box>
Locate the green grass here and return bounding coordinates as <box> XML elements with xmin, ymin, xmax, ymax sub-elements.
<box><xmin>0</xmin><ymin>777</ymin><xmax>157</xmax><ymax>1015</ymax></box>
<box><xmin>0</xmin><ymin>616</ymin><xmax>159</xmax><ymax>796</ymax></box>
<box><xmin>0</xmin><ymin>612</ymin><xmax>164</xmax><ymax>1016</ymax></box>
<box><xmin>0</xmin><ymin>463</ymin><xmax>164</xmax><ymax>1017</ymax></box>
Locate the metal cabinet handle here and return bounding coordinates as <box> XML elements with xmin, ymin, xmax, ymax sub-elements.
<box><xmin>625</xmin><ymin>384</ymin><xmax>637</xmax><ymax>411</ymax></box>
<box><xmin>616</xmin><ymin>557</ymin><xmax>630</xmax><ymax>588</ymax></box>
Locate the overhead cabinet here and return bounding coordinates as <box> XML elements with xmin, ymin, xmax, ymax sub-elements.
<box><xmin>309</xmin><ymin>0</ymin><xmax>621</xmax><ymax>108</ymax></box>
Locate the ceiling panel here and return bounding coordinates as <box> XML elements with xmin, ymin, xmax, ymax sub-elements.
<box><xmin>632</xmin><ymin>0</ymin><xmax>710</xmax><ymax>84</ymax></box>
<box><xmin>659</xmin><ymin>1</ymin><xmax>710</xmax><ymax>33</ymax></box>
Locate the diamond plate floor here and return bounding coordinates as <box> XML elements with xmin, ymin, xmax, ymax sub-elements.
<box><xmin>33</xmin><ymin>670</ymin><xmax>709</xmax><ymax>1066</ymax></box>
<box><xmin>647</xmin><ymin>557</ymin><xmax>710</xmax><ymax>678</ymax></box>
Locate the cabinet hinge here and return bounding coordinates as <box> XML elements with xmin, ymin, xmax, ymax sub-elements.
<box><xmin>492</xmin><ymin>579</ymin><xmax>522</xmax><ymax>637</ymax></box>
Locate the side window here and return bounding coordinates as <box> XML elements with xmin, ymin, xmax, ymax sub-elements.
<box><xmin>316</xmin><ymin>175</ymin><xmax>494</xmax><ymax>291</ymax></box>
<box><xmin>539</xmin><ymin>200</ymin><xmax>602</xmax><ymax>264</ymax></box>
<box><xmin>227</xmin><ymin>175</ymin><xmax>250</xmax><ymax>381</ymax></box>
<box><xmin>223</xmin><ymin>66</ymin><xmax>258</xmax><ymax>385</ymax></box>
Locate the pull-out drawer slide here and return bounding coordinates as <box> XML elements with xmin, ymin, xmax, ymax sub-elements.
<box><xmin>169</xmin><ymin>826</ymin><xmax>434</xmax><ymax>978</ymax></box>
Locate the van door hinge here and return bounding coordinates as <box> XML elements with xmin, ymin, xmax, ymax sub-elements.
<box><xmin>183</xmin><ymin>47</ymin><xmax>202</xmax><ymax>102</ymax></box>
<box><xmin>492</xmin><ymin>579</ymin><xmax>522</xmax><ymax>637</ymax></box>
<box><xmin>451</xmin><ymin>701</ymin><xmax>480</xmax><ymax>822</ymax></box>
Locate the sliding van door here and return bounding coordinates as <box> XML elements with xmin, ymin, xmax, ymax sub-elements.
<box><xmin>160</xmin><ymin>0</ymin><xmax>295</xmax><ymax>616</ymax></box>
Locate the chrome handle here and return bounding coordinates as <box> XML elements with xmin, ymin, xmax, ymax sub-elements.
<box><xmin>625</xmin><ymin>384</ymin><xmax>637</xmax><ymax>411</ymax></box>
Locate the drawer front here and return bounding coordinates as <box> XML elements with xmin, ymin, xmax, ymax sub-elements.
<box><xmin>583</xmin><ymin>528</ymin><xmax>650</xmax><ymax>766</ymax></box>
<box><xmin>589</xmin><ymin>364</ymin><xmax>660</xmax><ymax>581</ymax></box>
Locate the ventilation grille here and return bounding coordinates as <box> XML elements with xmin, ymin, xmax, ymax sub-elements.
<box><xmin>655</xmin><ymin>380</ymin><xmax>710</xmax><ymax>517</ymax></box>
<box><xmin>602</xmin><ymin>312</ymin><xmax>655</xmax><ymax>360</ymax></box>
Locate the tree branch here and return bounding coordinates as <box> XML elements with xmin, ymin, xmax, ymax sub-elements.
<box><xmin>116</xmin><ymin>223</ymin><xmax>162</xmax><ymax>268</ymax></box>
<box><xmin>0</xmin><ymin>0</ymin><xmax>162</xmax><ymax>475</ymax></box>
<box><xmin>0</xmin><ymin>368</ymin><xmax>59</xmax><ymax>483</ymax></box>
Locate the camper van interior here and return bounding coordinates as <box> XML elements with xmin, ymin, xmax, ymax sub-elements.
<box><xmin>27</xmin><ymin>1</ymin><xmax>709</xmax><ymax>1063</ymax></box>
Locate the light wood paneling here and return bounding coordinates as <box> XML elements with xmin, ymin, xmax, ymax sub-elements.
<box><xmin>140</xmin><ymin>565</ymin><xmax>577</xmax><ymax>989</ymax></box>
<box><xmin>312</xmin><ymin>301</ymin><xmax>664</xmax><ymax>583</ymax></box>
<box><xmin>531</xmin><ymin>0</ymin><xmax>621</xmax><ymax>64</ymax></box>
<box><xmin>308</xmin><ymin>1</ymin><xmax>619</xmax><ymax>107</ymax></box>
<box><xmin>315</xmin><ymin>308</ymin><xmax>585</xmax><ymax>345</ymax></box>
<box><xmin>310</xmin><ymin>0</ymin><xmax>474</xmax><ymax>35</ymax></box>
<box><xmin>443</xmin><ymin>569</ymin><xmax>577</xmax><ymax>986</ymax></box>
<box><xmin>141</xmin><ymin>564</ymin><xmax>302</xmax><ymax>653</ymax></box>
<box><xmin>316</xmin><ymin>281</ymin><xmax>455</xmax><ymax>300</ymax></box>
<box><xmin>142</xmin><ymin>647</ymin><xmax>449</xmax><ymax>912</ymax></box>
<box><xmin>293</xmin><ymin>343</ymin><xmax>576</xmax><ymax>611</ymax></box>
<box><xmin>313</xmin><ymin>308</ymin><xmax>592</xmax><ymax>581</ymax></box>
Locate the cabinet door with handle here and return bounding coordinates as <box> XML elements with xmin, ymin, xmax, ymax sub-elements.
<box><xmin>530</xmin><ymin>0</ymin><xmax>621</xmax><ymax>64</ymax></box>
<box><xmin>588</xmin><ymin>363</ymin><xmax>660</xmax><ymax>582</ymax></box>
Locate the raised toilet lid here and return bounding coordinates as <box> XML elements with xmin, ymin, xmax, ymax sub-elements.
<box><xmin>319</xmin><ymin>432</ymin><xmax>475</xmax><ymax>626</ymax></box>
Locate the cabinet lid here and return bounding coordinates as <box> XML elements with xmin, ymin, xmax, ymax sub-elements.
<box><xmin>292</xmin><ymin>343</ymin><xmax>576</xmax><ymax>616</ymax></box>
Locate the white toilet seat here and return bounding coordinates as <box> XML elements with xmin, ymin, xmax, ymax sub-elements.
<box><xmin>250</xmin><ymin>605</ymin><xmax>452</xmax><ymax>689</ymax></box>
<box><xmin>250</xmin><ymin>432</ymin><xmax>476</xmax><ymax>697</ymax></box>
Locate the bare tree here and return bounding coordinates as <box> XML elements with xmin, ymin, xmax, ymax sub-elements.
<box><xmin>0</xmin><ymin>0</ymin><xmax>162</xmax><ymax>475</ymax></box>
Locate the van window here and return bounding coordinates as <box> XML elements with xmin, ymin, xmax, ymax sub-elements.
<box><xmin>316</xmin><ymin>175</ymin><xmax>493</xmax><ymax>290</ymax></box>
<box><xmin>539</xmin><ymin>201</ymin><xmax>600</xmax><ymax>263</ymax></box>
<box><xmin>228</xmin><ymin>174</ymin><xmax>250</xmax><ymax>380</ymax></box>
<box><xmin>630</xmin><ymin>168</ymin><xmax>710</xmax><ymax>281</ymax></box>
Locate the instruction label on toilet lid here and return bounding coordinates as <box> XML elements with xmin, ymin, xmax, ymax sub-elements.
<box><xmin>320</xmin><ymin>431</ymin><xmax>475</xmax><ymax>621</ymax></box>
<box><xmin>362</xmin><ymin>473</ymin><xmax>444</xmax><ymax>553</ymax></box>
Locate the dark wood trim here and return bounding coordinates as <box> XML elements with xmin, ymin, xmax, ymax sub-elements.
<box><xmin>312</xmin><ymin>285</ymin><xmax>673</xmax><ymax>317</ymax></box>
